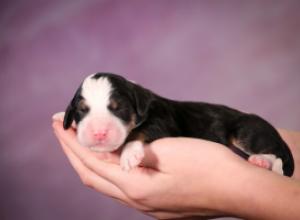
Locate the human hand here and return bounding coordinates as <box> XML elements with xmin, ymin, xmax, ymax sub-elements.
<box><xmin>52</xmin><ymin>118</ymin><xmax>254</xmax><ymax>219</ymax></box>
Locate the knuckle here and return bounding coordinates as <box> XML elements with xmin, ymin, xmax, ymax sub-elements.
<box><xmin>79</xmin><ymin>174</ymin><xmax>91</xmax><ymax>186</ymax></box>
<box><xmin>127</xmin><ymin>188</ymin><xmax>142</xmax><ymax>200</ymax></box>
<box><xmin>81</xmin><ymin>157</ymin><xmax>89</xmax><ymax>167</ymax></box>
<box><xmin>126</xmin><ymin>187</ymin><xmax>148</xmax><ymax>202</ymax></box>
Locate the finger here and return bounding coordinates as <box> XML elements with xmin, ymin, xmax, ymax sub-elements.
<box><xmin>52</xmin><ymin>112</ymin><xmax>65</xmax><ymax>122</ymax></box>
<box><xmin>92</xmin><ymin>151</ymin><xmax>120</xmax><ymax>164</ymax></box>
<box><xmin>57</xmin><ymin>135</ymin><xmax>127</xmax><ymax>201</ymax></box>
<box><xmin>52</xmin><ymin>120</ymin><xmax>148</xmax><ymax>187</ymax></box>
<box><xmin>55</xmin><ymin>132</ymin><xmax>149</xmax><ymax>211</ymax></box>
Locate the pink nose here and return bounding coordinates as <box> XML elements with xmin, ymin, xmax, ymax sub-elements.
<box><xmin>93</xmin><ymin>130</ymin><xmax>108</xmax><ymax>141</ymax></box>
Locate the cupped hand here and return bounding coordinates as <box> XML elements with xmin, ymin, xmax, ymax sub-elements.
<box><xmin>52</xmin><ymin>119</ymin><xmax>257</xmax><ymax>219</ymax></box>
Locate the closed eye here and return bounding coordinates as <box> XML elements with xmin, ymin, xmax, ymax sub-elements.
<box><xmin>108</xmin><ymin>101</ymin><xmax>130</xmax><ymax>114</ymax></box>
<box><xmin>78</xmin><ymin>106</ymin><xmax>89</xmax><ymax>113</ymax></box>
<box><xmin>109</xmin><ymin>99</ymin><xmax>120</xmax><ymax>111</ymax></box>
<box><xmin>77</xmin><ymin>100</ymin><xmax>89</xmax><ymax>114</ymax></box>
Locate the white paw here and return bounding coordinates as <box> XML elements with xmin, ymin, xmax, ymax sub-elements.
<box><xmin>261</xmin><ymin>154</ymin><xmax>284</xmax><ymax>175</ymax></box>
<box><xmin>120</xmin><ymin>141</ymin><xmax>145</xmax><ymax>171</ymax></box>
<box><xmin>272</xmin><ymin>158</ymin><xmax>283</xmax><ymax>175</ymax></box>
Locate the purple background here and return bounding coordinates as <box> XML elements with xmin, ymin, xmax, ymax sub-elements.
<box><xmin>1</xmin><ymin>1</ymin><xmax>300</xmax><ymax>220</ymax></box>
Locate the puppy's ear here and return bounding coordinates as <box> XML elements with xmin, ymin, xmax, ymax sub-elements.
<box><xmin>63</xmin><ymin>87</ymin><xmax>81</xmax><ymax>129</ymax></box>
<box><xmin>63</xmin><ymin>102</ymin><xmax>75</xmax><ymax>129</ymax></box>
<box><xmin>132</xmin><ymin>85</ymin><xmax>153</xmax><ymax>125</ymax></box>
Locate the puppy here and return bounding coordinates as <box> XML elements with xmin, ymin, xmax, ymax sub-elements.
<box><xmin>61</xmin><ymin>72</ymin><xmax>294</xmax><ymax>176</ymax></box>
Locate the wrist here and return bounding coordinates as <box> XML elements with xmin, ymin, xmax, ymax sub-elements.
<box><xmin>192</xmin><ymin>154</ymin><xmax>251</xmax><ymax>217</ymax></box>
<box><xmin>216</xmin><ymin>163</ymin><xmax>300</xmax><ymax>219</ymax></box>
<box><xmin>207</xmin><ymin>159</ymin><xmax>252</xmax><ymax>217</ymax></box>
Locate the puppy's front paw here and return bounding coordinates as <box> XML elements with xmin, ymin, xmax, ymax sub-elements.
<box><xmin>120</xmin><ymin>141</ymin><xmax>145</xmax><ymax>171</ymax></box>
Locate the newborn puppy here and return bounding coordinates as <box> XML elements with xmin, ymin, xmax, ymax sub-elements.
<box><xmin>62</xmin><ymin>72</ymin><xmax>294</xmax><ymax>176</ymax></box>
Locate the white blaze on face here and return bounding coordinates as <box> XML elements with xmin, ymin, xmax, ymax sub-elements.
<box><xmin>77</xmin><ymin>75</ymin><xmax>128</xmax><ymax>152</ymax></box>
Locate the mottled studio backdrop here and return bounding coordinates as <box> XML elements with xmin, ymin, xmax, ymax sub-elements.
<box><xmin>1</xmin><ymin>1</ymin><xmax>300</xmax><ymax>220</ymax></box>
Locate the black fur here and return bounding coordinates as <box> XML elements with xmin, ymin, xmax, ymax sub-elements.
<box><xmin>93</xmin><ymin>73</ymin><xmax>154</xmax><ymax>126</ymax></box>
<box><xmin>65</xmin><ymin>72</ymin><xmax>295</xmax><ymax>176</ymax></box>
<box><xmin>130</xmin><ymin>97</ymin><xmax>294</xmax><ymax>176</ymax></box>
<box><xmin>63</xmin><ymin>86</ymin><xmax>90</xmax><ymax>129</ymax></box>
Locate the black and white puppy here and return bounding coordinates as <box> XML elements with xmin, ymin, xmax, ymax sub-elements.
<box><xmin>60</xmin><ymin>72</ymin><xmax>294</xmax><ymax>176</ymax></box>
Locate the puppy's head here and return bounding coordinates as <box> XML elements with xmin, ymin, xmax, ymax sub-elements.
<box><xmin>63</xmin><ymin>73</ymin><xmax>153</xmax><ymax>152</ymax></box>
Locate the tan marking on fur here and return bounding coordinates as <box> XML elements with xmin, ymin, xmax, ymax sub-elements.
<box><xmin>109</xmin><ymin>99</ymin><xmax>118</xmax><ymax>110</ymax></box>
<box><xmin>230</xmin><ymin>137</ymin><xmax>251</xmax><ymax>155</ymax></box>
<box><xmin>78</xmin><ymin>99</ymin><xmax>88</xmax><ymax>112</ymax></box>
<box><xmin>127</xmin><ymin>114</ymin><xmax>137</xmax><ymax>132</ymax></box>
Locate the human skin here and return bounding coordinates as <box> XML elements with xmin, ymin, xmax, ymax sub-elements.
<box><xmin>52</xmin><ymin>118</ymin><xmax>300</xmax><ymax>220</ymax></box>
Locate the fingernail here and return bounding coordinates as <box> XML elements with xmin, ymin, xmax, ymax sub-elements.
<box><xmin>52</xmin><ymin>112</ymin><xmax>65</xmax><ymax>121</ymax></box>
